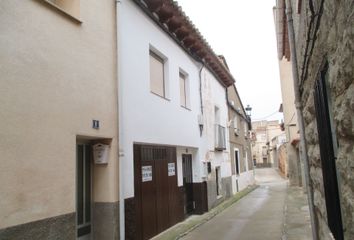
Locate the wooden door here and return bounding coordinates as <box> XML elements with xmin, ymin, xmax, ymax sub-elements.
<box><xmin>182</xmin><ymin>154</ymin><xmax>194</xmax><ymax>215</ymax></box>
<box><xmin>134</xmin><ymin>145</ymin><xmax>180</xmax><ymax>240</ymax></box>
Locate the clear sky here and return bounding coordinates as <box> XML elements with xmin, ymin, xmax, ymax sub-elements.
<box><xmin>176</xmin><ymin>0</ymin><xmax>283</xmax><ymax>121</ymax></box>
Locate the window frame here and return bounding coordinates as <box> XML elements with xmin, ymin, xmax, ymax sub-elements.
<box><xmin>314</xmin><ymin>63</ymin><xmax>343</xmax><ymax>240</ymax></box>
<box><xmin>179</xmin><ymin>72</ymin><xmax>187</xmax><ymax>108</ymax></box>
<box><xmin>234</xmin><ymin>148</ymin><xmax>240</xmax><ymax>176</ymax></box>
<box><xmin>244</xmin><ymin>121</ymin><xmax>248</xmax><ymax>137</ymax></box>
<box><xmin>149</xmin><ymin>50</ymin><xmax>166</xmax><ymax>99</ymax></box>
<box><xmin>233</xmin><ymin>115</ymin><xmax>239</xmax><ymax>135</ymax></box>
<box><xmin>215</xmin><ymin>166</ymin><xmax>221</xmax><ymax>196</ymax></box>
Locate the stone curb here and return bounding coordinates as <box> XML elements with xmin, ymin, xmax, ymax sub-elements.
<box><xmin>152</xmin><ymin>185</ymin><xmax>259</xmax><ymax>240</ymax></box>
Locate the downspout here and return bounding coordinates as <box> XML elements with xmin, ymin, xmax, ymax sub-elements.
<box><xmin>115</xmin><ymin>0</ymin><xmax>125</xmax><ymax>239</ymax></box>
<box><xmin>198</xmin><ymin>61</ymin><xmax>205</xmax><ymax>137</ymax></box>
<box><xmin>199</xmin><ymin>61</ymin><xmax>205</xmax><ymax>115</ymax></box>
<box><xmin>285</xmin><ymin>1</ymin><xmax>318</xmax><ymax>239</ymax></box>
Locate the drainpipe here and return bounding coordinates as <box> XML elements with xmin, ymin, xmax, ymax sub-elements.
<box><xmin>115</xmin><ymin>0</ymin><xmax>125</xmax><ymax>239</ymax></box>
<box><xmin>199</xmin><ymin>61</ymin><xmax>205</xmax><ymax>115</ymax></box>
<box><xmin>198</xmin><ymin>61</ymin><xmax>205</xmax><ymax>136</ymax></box>
<box><xmin>285</xmin><ymin>1</ymin><xmax>318</xmax><ymax>239</ymax></box>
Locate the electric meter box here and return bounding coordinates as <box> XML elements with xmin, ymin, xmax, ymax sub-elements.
<box><xmin>93</xmin><ymin>143</ymin><xmax>109</xmax><ymax>164</ymax></box>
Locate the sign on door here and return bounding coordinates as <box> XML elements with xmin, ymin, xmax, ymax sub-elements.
<box><xmin>168</xmin><ymin>163</ymin><xmax>175</xmax><ymax>176</ymax></box>
<box><xmin>142</xmin><ymin>166</ymin><xmax>152</xmax><ymax>182</ymax></box>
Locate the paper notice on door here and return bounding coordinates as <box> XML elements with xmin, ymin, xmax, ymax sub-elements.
<box><xmin>142</xmin><ymin>166</ymin><xmax>152</xmax><ymax>182</ymax></box>
<box><xmin>168</xmin><ymin>162</ymin><xmax>175</xmax><ymax>176</ymax></box>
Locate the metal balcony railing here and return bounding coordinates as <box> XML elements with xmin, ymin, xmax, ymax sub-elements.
<box><xmin>215</xmin><ymin>124</ymin><xmax>226</xmax><ymax>151</ymax></box>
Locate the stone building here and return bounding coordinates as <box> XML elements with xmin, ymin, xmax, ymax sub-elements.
<box><xmin>226</xmin><ymin>83</ymin><xmax>255</xmax><ymax>194</ymax></box>
<box><xmin>275</xmin><ymin>0</ymin><xmax>354</xmax><ymax>239</ymax></box>
<box><xmin>277</xmin><ymin>143</ymin><xmax>288</xmax><ymax>177</ymax></box>
<box><xmin>251</xmin><ymin>120</ymin><xmax>283</xmax><ymax>168</ymax></box>
<box><xmin>269</xmin><ymin>132</ymin><xmax>287</xmax><ymax>169</ymax></box>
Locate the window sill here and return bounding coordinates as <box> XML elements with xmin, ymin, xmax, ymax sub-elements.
<box><xmin>43</xmin><ymin>0</ymin><xmax>82</xmax><ymax>24</ymax></box>
<box><xmin>150</xmin><ymin>91</ymin><xmax>170</xmax><ymax>101</ymax></box>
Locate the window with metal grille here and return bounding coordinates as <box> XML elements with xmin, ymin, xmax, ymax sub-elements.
<box><xmin>314</xmin><ymin>63</ymin><xmax>343</xmax><ymax>240</ymax></box>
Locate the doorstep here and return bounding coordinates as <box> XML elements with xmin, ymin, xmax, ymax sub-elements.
<box><xmin>151</xmin><ymin>185</ymin><xmax>258</xmax><ymax>240</ymax></box>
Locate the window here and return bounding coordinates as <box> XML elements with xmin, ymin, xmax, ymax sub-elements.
<box><xmin>244</xmin><ymin>151</ymin><xmax>249</xmax><ymax>171</ymax></box>
<box><xmin>234</xmin><ymin>149</ymin><xmax>240</xmax><ymax>175</ymax></box>
<box><xmin>215</xmin><ymin>166</ymin><xmax>221</xmax><ymax>196</ymax></box>
<box><xmin>214</xmin><ymin>106</ymin><xmax>220</xmax><ymax>124</ymax></box>
<box><xmin>314</xmin><ymin>63</ymin><xmax>343</xmax><ymax>240</ymax></box>
<box><xmin>45</xmin><ymin>0</ymin><xmax>81</xmax><ymax>20</ymax></box>
<box><xmin>149</xmin><ymin>51</ymin><xmax>165</xmax><ymax>97</ymax></box>
<box><xmin>179</xmin><ymin>72</ymin><xmax>189</xmax><ymax>108</ymax></box>
<box><xmin>233</xmin><ymin>116</ymin><xmax>239</xmax><ymax>135</ymax></box>
<box><xmin>244</xmin><ymin>121</ymin><xmax>248</xmax><ymax>137</ymax></box>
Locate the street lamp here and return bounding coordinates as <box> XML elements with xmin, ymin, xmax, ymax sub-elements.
<box><xmin>245</xmin><ymin>104</ymin><xmax>252</xmax><ymax>117</ymax></box>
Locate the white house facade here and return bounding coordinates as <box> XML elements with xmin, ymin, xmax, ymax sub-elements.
<box><xmin>118</xmin><ymin>0</ymin><xmax>237</xmax><ymax>239</ymax></box>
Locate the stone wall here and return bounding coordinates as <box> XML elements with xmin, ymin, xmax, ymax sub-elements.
<box><xmin>295</xmin><ymin>0</ymin><xmax>354</xmax><ymax>239</ymax></box>
<box><xmin>278</xmin><ymin>144</ymin><xmax>288</xmax><ymax>177</ymax></box>
<box><xmin>0</xmin><ymin>213</ymin><xmax>75</xmax><ymax>240</ymax></box>
<box><xmin>287</xmin><ymin>144</ymin><xmax>302</xmax><ymax>187</ymax></box>
<box><xmin>93</xmin><ymin>202</ymin><xmax>119</xmax><ymax>240</ymax></box>
<box><xmin>206</xmin><ymin>176</ymin><xmax>232</xmax><ymax>209</ymax></box>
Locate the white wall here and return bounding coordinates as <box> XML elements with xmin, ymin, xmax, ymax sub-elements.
<box><xmin>119</xmin><ymin>0</ymin><xmax>232</xmax><ymax>198</ymax></box>
<box><xmin>200</xmin><ymin>69</ymin><xmax>231</xmax><ymax>179</ymax></box>
<box><xmin>232</xmin><ymin>171</ymin><xmax>255</xmax><ymax>194</ymax></box>
<box><xmin>120</xmin><ymin>0</ymin><xmax>204</xmax><ymax>198</ymax></box>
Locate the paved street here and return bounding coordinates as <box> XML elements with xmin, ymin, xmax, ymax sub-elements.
<box><xmin>180</xmin><ymin>168</ymin><xmax>312</xmax><ymax>240</ymax></box>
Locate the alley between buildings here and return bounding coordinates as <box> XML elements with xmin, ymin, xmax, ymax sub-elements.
<box><xmin>178</xmin><ymin>168</ymin><xmax>312</xmax><ymax>240</ymax></box>
<box><xmin>1</xmin><ymin>1</ymin><xmax>352</xmax><ymax>239</ymax></box>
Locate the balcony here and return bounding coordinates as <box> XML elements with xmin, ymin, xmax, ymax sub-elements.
<box><xmin>215</xmin><ymin>124</ymin><xmax>226</xmax><ymax>151</ymax></box>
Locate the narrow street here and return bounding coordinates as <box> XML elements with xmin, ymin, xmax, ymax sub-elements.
<box><xmin>2</xmin><ymin>1</ymin><xmax>352</xmax><ymax>239</ymax></box>
<box><xmin>180</xmin><ymin>168</ymin><xmax>311</xmax><ymax>240</ymax></box>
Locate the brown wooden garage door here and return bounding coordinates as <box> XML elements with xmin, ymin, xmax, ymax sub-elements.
<box><xmin>133</xmin><ymin>145</ymin><xmax>183</xmax><ymax>240</ymax></box>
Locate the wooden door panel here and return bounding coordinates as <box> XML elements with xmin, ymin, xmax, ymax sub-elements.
<box><xmin>140</xmin><ymin>147</ymin><xmax>157</xmax><ymax>240</ymax></box>
<box><xmin>168</xmin><ymin>148</ymin><xmax>181</xmax><ymax>224</ymax></box>
<box><xmin>154</xmin><ymin>148</ymin><xmax>170</xmax><ymax>232</ymax></box>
